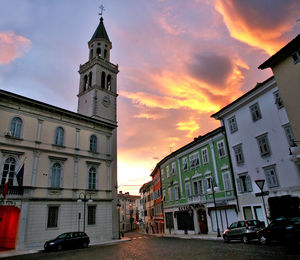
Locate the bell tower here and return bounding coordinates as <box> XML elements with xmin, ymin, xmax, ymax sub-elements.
<box><xmin>77</xmin><ymin>12</ymin><xmax>119</xmax><ymax>125</ymax></box>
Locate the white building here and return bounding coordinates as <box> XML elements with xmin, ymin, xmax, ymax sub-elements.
<box><xmin>0</xmin><ymin>15</ymin><xmax>119</xmax><ymax>249</ymax></box>
<box><xmin>212</xmin><ymin>76</ymin><xmax>300</xmax><ymax>224</ymax></box>
<box><xmin>118</xmin><ymin>192</ymin><xmax>140</xmax><ymax>232</ymax></box>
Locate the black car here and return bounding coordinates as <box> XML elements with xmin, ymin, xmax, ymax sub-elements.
<box><xmin>257</xmin><ymin>216</ymin><xmax>300</xmax><ymax>245</ymax></box>
<box><xmin>44</xmin><ymin>232</ymin><xmax>90</xmax><ymax>251</ymax></box>
<box><xmin>222</xmin><ymin>220</ymin><xmax>265</xmax><ymax>243</ymax></box>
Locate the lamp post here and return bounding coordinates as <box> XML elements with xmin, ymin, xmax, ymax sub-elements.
<box><xmin>210</xmin><ymin>178</ymin><xmax>221</xmax><ymax>237</ymax></box>
<box><xmin>77</xmin><ymin>192</ymin><xmax>93</xmax><ymax>233</ymax></box>
<box><xmin>116</xmin><ymin>200</ymin><xmax>121</xmax><ymax>239</ymax></box>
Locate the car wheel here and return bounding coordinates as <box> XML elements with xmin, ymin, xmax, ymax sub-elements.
<box><xmin>242</xmin><ymin>235</ymin><xmax>249</xmax><ymax>244</ymax></box>
<box><xmin>259</xmin><ymin>235</ymin><xmax>268</xmax><ymax>245</ymax></box>
<box><xmin>57</xmin><ymin>244</ymin><xmax>63</xmax><ymax>251</ymax></box>
<box><xmin>83</xmin><ymin>241</ymin><xmax>88</xmax><ymax>248</ymax></box>
<box><xmin>223</xmin><ymin>235</ymin><xmax>230</xmax><ymax>243</ymax></box>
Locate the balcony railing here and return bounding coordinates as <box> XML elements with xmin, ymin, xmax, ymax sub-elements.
<box><xmin>0</xmin><ymin>185</ymin><xmax>24</xmax><ymax>196</ymax></box>
<box><xmin>187</xmin><ymin>194</ymin><xmax>206</xmax><ymax>204</ymax></box>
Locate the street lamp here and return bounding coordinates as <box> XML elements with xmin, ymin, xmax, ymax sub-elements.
<box><xmin>77</xmin><ymin>192</ymin><xmax>93</xmax><ymax>233</ymax></box>
<box><xmin>116</xmin><ymin>200</ymin><xmax>121</xmax><ymax>239</ymax></box>
<box><xmin>210</xmin><ymin>178</ymin><xmax>221</xmax><ymax>237</ymax></box>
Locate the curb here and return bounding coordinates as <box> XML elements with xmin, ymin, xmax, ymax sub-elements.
<box><xmin>0</xmin><ymin>238</ymin><xmax>131</xmax><ymax>259</ymax></box>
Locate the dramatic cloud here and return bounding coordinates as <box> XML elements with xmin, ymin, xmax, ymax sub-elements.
<box><xmin>0</xmin><ymin>31</ymin><xmax>31</xmax><ymax>64</ymax></box>
<box><xmin>188</xmin><ymin>53</ymin><xmax>233</xmax><ymax>87</ymax></box>
<box><xmin>215</xmin><ymin>0</ymin><xmax>300</xmax><ymax>54</ymax></box>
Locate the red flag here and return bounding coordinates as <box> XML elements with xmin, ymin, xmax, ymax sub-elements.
<box><xmin>2</xmin><ymin>174</ymin><xmax>9</xmax><ymax>199</ymax></box>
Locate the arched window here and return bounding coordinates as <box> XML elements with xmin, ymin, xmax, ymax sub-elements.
<box><xmin>83</xmin><ymin>75</ymin><xmax>88</xmax><ymax>91</ymax></box>
<box><xmin>1</xmin><ymin>157</ymin><xmax>16</xmax><ymax>186</ymax></box>
<box><xmin>88</xmin><ymin>167</ymin><xmax>96</xmax><ymax>190</ymax></box>
<box><xmin>51</xmin><ymin>163</ymin><xmax>61</xmax><ymax>188</ymax></box>
<box><xmin>10</xmin><ymin>117</ymin><xmax>22</xmax><ymax>138</ymax></box>
<box><xmin>89</xmin><ymin>49</ymin><xmax>93</xmax><ymax>60</ymax></box>
<box><xmin>101</xmin><ymin>72</ymin><xmax>106</xmax><ymax>89</ymax></box>
<box><xmin>90</xmin><ymin>135</ymin><xmax>97</xmax><ymax>152</ymax></box>
<box><xmin>96</xmin><ymin>48</ymin><xmax>101</xmax><ymax>57</ymax></box>
<box><xmin>107</xmin><ymin>75</ymin><xmax>112</xmax><ymax>91</ymax></box>
<box><xmin>88</xmin><ymin>72</ymin><xmax>92</xmax><ymax>87</ymax></box>
<box><xmin>54</xmin><ymin>127</ymin><xmax>64</xmax><ymax>146</ymax></box>
<box><xmin>104</xmin><ymin>49</ymin><xmax>107</xmax><ymax>59</ymax></box>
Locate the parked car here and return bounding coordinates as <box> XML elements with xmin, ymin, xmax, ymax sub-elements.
<box><xmin>44</xmin><ymin>232</ymin><xmax>90</xmax><ymax>251</ymax></box>
<box><xmin>223</xmin><ymin>220</ymin><xmax>265</xmax><ymax>243</ymax></box>
<box><xmin>257</xmin><ymin>216</ymin><xmax>300</xmax><ymax>245</ymax></box>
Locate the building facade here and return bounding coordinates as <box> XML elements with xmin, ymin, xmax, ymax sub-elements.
<box><xmin>118</xmin><ymin>192</ymin><xmax>140</xmax><ymax>233</ymax></box>
<box><xmin>212</xmin><ymin>77</ymin><xmax>300</xmax><ymax>224</ymax></box>
<box><xmin>161</xmin><ymin>127</ymin><xmax>238</xmax><ymax>235</ymax></box>
<box><xmin>150</xmin><ymin>166</ymin><xmax>164</xmax><ymax>234</ymax></box>
<box><xmin>259</xmin><ymin>35</ymin><xmax>300</xmax><ymax>153</ymax></box>
<box><xmin>0</xmin><ymin>16</ymin><xmax>119</xmax><ymax>249</ymax></box>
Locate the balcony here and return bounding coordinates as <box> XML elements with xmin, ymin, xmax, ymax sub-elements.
<box><xmin>0</xmin><ymin>185</ymin><xmax>24</xmax><ymax>197</ymax></box>
<box><xmin>187</xmin><ymin>194</ymin><xmax>206</xmax><ymax>204</ymax></box>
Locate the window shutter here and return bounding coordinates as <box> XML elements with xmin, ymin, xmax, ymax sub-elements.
<box><xmin>245</xmin><ymin>175</ymin><xmax>252</xmax><ymax>192</ymax></box>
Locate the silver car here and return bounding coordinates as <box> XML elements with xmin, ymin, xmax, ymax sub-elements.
<box><xmin>223</xmin><ymin>220</ymin><xmax>265</xmax><ymax>243</ymax></box>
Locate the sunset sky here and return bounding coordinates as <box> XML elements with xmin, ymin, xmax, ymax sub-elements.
<box><xmin>1</xmin><ymin>0</ymin><xmax>299</xmax><ymax>195</ymax></box>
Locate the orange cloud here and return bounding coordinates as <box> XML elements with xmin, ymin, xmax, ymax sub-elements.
<box><xmin>176</xmin><ymin>119</ymin><xmax>200</xmax><ymax>138</ymax></box>
<box><xmin>0</xmin><ymin>31</ymin><xmax>31</xmax><ymax>64</ymax></box>
<box><xmin>215</xmin><ymin>0</ymin><xmax>300</xmax><ymax>55</ymax></box>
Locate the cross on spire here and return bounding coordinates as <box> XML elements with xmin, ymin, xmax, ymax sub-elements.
<box><xmin>99</xmin><ymin>4</ymin><xmax>105</xmax><ymax>18</ymax></box>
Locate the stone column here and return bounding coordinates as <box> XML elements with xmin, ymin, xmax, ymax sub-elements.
<box><xmin>36</xmin><ymin>119</ymin><xmax>43</xmax><ymax>142</ymax></box>
<box><xmin>31</xmin><ymin>150</ymin><xmax>40</xmax><ymax>186</ymax></box>
<box><xmin>73</xmin><ymin>156</ymin><xmax>79</xmax><ymax>189</ymax></box>
<box><xmin>193</xmin><ymin>209</ymin><xmax>200</xmax><ymax>234</ymax></box>
<box><xmin>75</xmin><ymin>128</ymin><xmax>80</xmax><ymax>150</ymax></box>
<box><xmin>106</xmin><ymin>161</ymin><xmax>111</xmax><ymax>190</ymax></box>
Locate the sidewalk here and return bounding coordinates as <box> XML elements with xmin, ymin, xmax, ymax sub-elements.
<box><xmin>146</xmin><ymin>231</ymin><xmax>223</xmax><ymax>241</ymax></box>
<box><xmin>0</xmin><ymin>237</ymin><xmax>131</xmax><ymax>259</ymax></box>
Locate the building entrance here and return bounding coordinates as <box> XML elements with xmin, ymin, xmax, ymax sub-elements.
<box><xmin>197</xmin><ymin>209</ymin><xmax>208</xmax><ymax>234</ymax></box>
<box><xmin>0</xmin><ymin>206</ymin><xmax>20</xmax><ymax>249</ymax></box>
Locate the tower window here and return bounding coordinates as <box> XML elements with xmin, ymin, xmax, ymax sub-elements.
<box><xmin>89</xmin><ymin>49</ymin><xmax>93</xmax><ymax>60</ymax></box>
<box><xmin>107</xmin><ymin>75</ymin><xmax>111</xmax><ymax>91</ymax></box>
<box><xmin>96</xmin><ymin>48</ymin><xmax>101</xmax><ymax>57</ymax></box>
<box><xmin>101</xmin><ymin>72</ymin><xmax>106</xmax><ymax>88</ymax></box>
<box><xmin>88</xmin><ymin>72</ymin><xmax>92</xmax><ymax>87</ymax></box>
<box><xmin>83</xmin><ymin>75</ymin><xmax>88</xmax><ymax>91</ymax></box>
<box><xmin>104</xmin><ymin>49</ymin><xmax>107</xmax><ymax>59</ymax></box>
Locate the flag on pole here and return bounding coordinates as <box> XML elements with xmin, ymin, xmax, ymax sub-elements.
<box><xmin>16</xmin><ymin>164</ymin><xmax>24</xmax><ymax>191</ymax></box>
<box><xmin>2</xmin><ymin>174</ymin><xmax>9</xmax><ymax>199</ymax></box>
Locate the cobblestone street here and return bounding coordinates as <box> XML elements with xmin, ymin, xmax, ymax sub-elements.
<box><xmin>2</xmin><ymin>232</ymin><xmax>300</xmax><ymax>260</ymax></box>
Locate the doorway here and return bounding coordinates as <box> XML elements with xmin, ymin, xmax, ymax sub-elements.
<box><xmin>0</xmin><ymin>206</ymin><xmax>21</xmax><ymax>249</ymax></box>
<box><xmin>198</xmin><ymin>209</ymin><xmax>208</xmax><ymax>234</ymax></box>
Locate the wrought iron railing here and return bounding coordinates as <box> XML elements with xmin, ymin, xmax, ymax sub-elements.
<box><xmin>0</xmin><ymin>185</ymin><xmax>24</xmax><ymax>196</ymax></box>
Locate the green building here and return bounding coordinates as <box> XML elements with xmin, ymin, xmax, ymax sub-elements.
<box><xmin>161</xmin><ymin>127</ymin><xmax>238</xmax><ymax>235</ymax></box>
